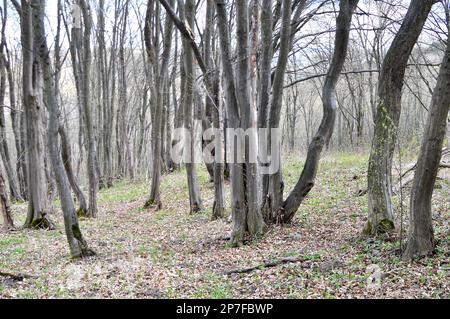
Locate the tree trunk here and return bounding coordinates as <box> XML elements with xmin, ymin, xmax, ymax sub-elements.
<box><xmin>0</xmin><ymin>168</ymin><xmax>14</xmax><ymax>230</ymax></box>
<box><xmin>0</xmin><ymin>25</ymin><xmax>23</xmax><ymax>202</ymax></box>
<box><xmin>403</xmin><ymin>35</ymin><xmax>450</xmax><ymax>260</ymax></box>
<box><xmin>33</xmin><ymin>0</ymin><xmax>95</xmax><ymax>259</ymax></box>
<box><xmin>278</xmin><ymin>0</ymin><xmax>358</xmax><ymax>223</ymax></box>
<box><xmin>216</xmin><ymin>0</ymin><xmax>265</xmax><ymax>246</ymax></box>
<box><xmin>144</xmin><ymin>0</ymin><xmax>175</xmax><ymax>210</ymax></box>
<box><xmin>20</xmin><ymin>0</ymin><xmax>54</xmax><ymax>230</ymax></box>
<box><xmin>262</xmin><ymin>0</ymin><xmax>292</xmax><ymax>223</ymax></box>
<box><xmin>59</xmin><ymin>125</ymin><xmax>88</xmax><ymax>216</ymax></box>
<box><xmin>182</xmin><ymin>0</ymin><xmax>203</xmax><ymax>214</ymax></box>
<box><xmin>364</xmin><ymin>0</ymin><xmax>435</xmax><ymax>236</ymax></box>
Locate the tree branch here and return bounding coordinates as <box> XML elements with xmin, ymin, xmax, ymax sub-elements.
<box><xmin>158</xmin><ymin>0</ymin><xmax>207</xmax><ymax>75</ymax></box>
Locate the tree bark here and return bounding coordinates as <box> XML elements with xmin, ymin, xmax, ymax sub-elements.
<box><xmin>182</xmin><ymin>0</ymin><xmax>203</xmax><ymax>214</ymax></box>
<box><xmin>403</xmin><ymin>35</ymin><xmax>450</xmax><ymax>260</ymax></box>
<box><xmin>0</xmin><ymin>167</ymin><xmax>14</xmax><ymax>230</ymax></box>
<box><xmin>262</xmin><ymin>0</ymin><xmax>292</xmax><ymax>223</ymax></box>
<box><xmin>32</xmin><ymin>0</ymin><xmax>95</xmax><ymax>259</ymax></box>
<box><xmin>216</xmin><ymin>0</ymin><xmax>265</xmax><ymax>246</ymax></box>
<box><xmin>278</xmin><ymin>0</ymin><xmax>358</xmax><ymax>224</ymax></box>
<box><xmin>144</xmin><ymin>0</ymin><xmax>175</xmax><ymax>210</ymax></box>
<box><xmin>364</xmin><ymin>0</ymin><xmax>435</xmax><ymax>236</ymax></box>
<box><xmin>19</xmin><ymin>0</ymin><xmax>54</xmax><ymax>230</ymax></box>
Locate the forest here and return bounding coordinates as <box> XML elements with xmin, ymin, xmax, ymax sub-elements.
<box><xmin>0</xmin><ymin>0</ymin><xmax>448</xmax><ymax>299</ymax></box>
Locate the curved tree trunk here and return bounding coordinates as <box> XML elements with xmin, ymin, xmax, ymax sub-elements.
<box><xmin>364</xmin><ymin>0</ymin><xmax>435</xmax><ymax>236</ymax></box>
<box><xmin>403</xmin><ymin>35</ymin><xmax>450</xmax><ymax>260</ymax></box>
<box><xmin>278</xmin><ymin>0</ymin><xmax>359</xmax><ymax>224</ymax></box>
<box><xmin>33</xmin><ymin>0</ymin><xmax>95</xmax><ymax>259</ymax></box>
<box><xmin>59</xmin><ymin>125</ymin><xmax>88</xmax><ymax>216</ymax></box>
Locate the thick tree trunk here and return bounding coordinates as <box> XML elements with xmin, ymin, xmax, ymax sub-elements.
<box><xmin>20</xmin><ymin>0</ymin><xmax>54</xmax><ymax>230</ymax></box>
<box><xmin>402</xmin><ymin>36</ymin><xmax>450</xmax><ymax>260</ymax></box>
<box><xmin>278</xmin><ymin>0</ymin><xmax>358</xmax><ymax>224</ymax></box>
<box><xmin>33</xmin><ymin>0</ymin><xmax>95</xmax><ymax>259</ymax></box>
<box><xmin>216</xmin><ymin>0</ymin><xmax>265</xmax><ymax>246</ymax></box>
<box><xmin>364</xmin><ymin>0</ymin><xmax>435</xmax><ymax>236</ymax></box>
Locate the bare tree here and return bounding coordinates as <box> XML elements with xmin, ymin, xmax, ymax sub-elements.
<box><xmin>32</xmin><ymin>0</ymin><xmax>95</xmax><ymax>259</ymax></box>
<box><xmin>18</xmin><ymin>0</ymin><xmax>54</xmax><ymax>229</ymax></box>
<box><xmin>278</xmin><ymin>0</ymin><xmax>359</xmax><ymax>223</ymax></box>
<box><xmin>403</xmin><ymin>34</ymin><xmax>450</xmax><ymax>260</ymax></box>
<box><xmin>364</xmin><ymin>0</ymin><xmax>436</xmax><ymax>236</ymax></box>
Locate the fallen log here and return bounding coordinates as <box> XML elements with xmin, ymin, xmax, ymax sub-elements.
<box><xmin>223</xmin><ymin>256</ymin><xmax>305</xmax><ymax>276</ymax></box>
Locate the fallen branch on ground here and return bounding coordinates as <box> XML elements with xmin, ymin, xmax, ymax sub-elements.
<box><xmin>223</xmin><ymin>256</ymin><xmax>305</xmax><ymax>276</ymax></box>
<box><xmin>0</xmin><ymin>271</ymin><xmax>36</xmax><ymax>281</ymax></box>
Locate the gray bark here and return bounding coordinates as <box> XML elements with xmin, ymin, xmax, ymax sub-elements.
<box><xmin>19</xmin><ymin>0</ymin><xmax>54</xmax><ymax>229</ymax></box>
<box><xmin>0</xmin><ymin>167</ymin><xmax>13</xmax><ymax>230</ymax></box>
<box><xmin>278</xmin><ymin>0</ymin><xmax>359</xmax><ymax>223</ymax></box>
<box><xmin>403</xmin><ymin>35</ymin><xmax>450</xmax><ymax>260</ymax></box>
<box><xmin>182</xmin><ymin>0</ymin><xmax>203</xmax><ymax>214</ymax></box>
<box><xmin>32</xmin><ymin>0</ymin><xmax>95</xmax><ymax>259</ymax></box>
<box><xmin>365</xmin><ymin>0</ymin><xmax>435</xmax><ymax>236</ymax></box>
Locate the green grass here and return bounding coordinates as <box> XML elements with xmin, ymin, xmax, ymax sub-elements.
<box><xmin>0</xmin><ymin>237</ymin><xmax>26</xmax><ymax>249</ymax></box>
<box><xmin>98</xmin><ymin>180</ymin><xmax>148</xmax><ymax>205</ymax></box>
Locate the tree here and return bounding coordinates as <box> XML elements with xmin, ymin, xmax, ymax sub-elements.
<box><xmin>0</xmin><ymin>2</ymin><xmax>23</xmax><ymax>202</ymax></box>
<box><xmin>364</xmin><ymin>0</ymin><xmax>436</xmax><ymax>236</ymax></box>
<box><xmin>0</xmin><ymin>167</ymin><xmax>13</xmax><ymax>230</ymax></box>
<box><xmin>72</xmin><ymin>0</ymin><xmax>98</xmax><ymax>218</ymax></box>
<box><xmin>181</xmin><ymin>0</ymin><xmax>204</xmax><ymax>214</ymax></box>
<box><xmin>215</xmin><ymin>0</ymin><xmax>265</xmax><ymax>246</ymax></box>
<box><xmin>18</xmin><ymin>0</ymin><xmax>54</xmax><ymax>229</ymax></box>
<box><xmin>143</xmin><ymin>0</ymin><xmax>175</xmax><ymax>210</ymax></box>
<box><xmin>32</xmin><ymin>0</ymin><xmax>95</xmax><ymax>259</ymax></box>
<box><xmin>403</xmin><ymin>34</ymin><xmax>450</xmax><ymax>260</ymax></box>
<box><xmin>277</xmin><ymin>0</ymin><xmax>359</xmax><ymax>223</ymax></box>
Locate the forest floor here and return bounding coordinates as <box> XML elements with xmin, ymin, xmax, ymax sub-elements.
<box><xmin>0</xmin><ymin>152</ymin><xmax>449</xmax><ymax>299</ymax></box>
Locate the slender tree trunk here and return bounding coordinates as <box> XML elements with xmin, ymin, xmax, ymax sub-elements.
<box><xmin>0</xmin><ymin>168</ymin><xmax>14</xmax><ymax>230</ymax></box>
<box><xmin>364</xmin><ymin>0</ymin><xmax>435</xmax><ymax>236</ymax></box>
<box><xmin>76</xmin><ymin>0</ymin><xmax>98</xmax><ymax>218</ymax></box>
<box><xmin>278</xmin><ymin>0</ymin><xmax>359</xmax><ymax>223</ymax></box>
<box><xmin>262</xmin><ymin>0</ymin><xmax>292</xmax><ymax>223</ymax></box>
<box><xmin>183</xmin><ymin>0</ymin><xmax>203</xmax><ymax>214</ymax></box>
<box><xmin>204</xmin><ymin>0</ymin><xmax>224</xmax><ymax>219</ymax></box>
<box><xmin>403</xmin><ymin>36</ymin><xmax>450</xmax><ymax>260</ymax></box>
<box><xmin>0</xmin><ymin>33</ymin><xmax>22</xmax><ymax>202</ymax></box>
<box><xmin>59</xmin><ymin>125</ymin><xmax>88</xmax><ymax>216</ymax></box>
<box><xmin>33</xmin><ymin>0</ymin><xmax>95</xmax><ymax>259</ymax></box>
<box><xmin>144</xmin><ymin>0</ymin><xmax>174</xmax><ymax>210</ymax></box>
